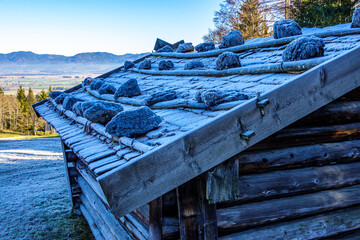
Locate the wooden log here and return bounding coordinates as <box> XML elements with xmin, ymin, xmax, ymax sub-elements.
<box><xmin>152</xmin><ymin>28</ymin><xmax>360</xmax><ymax>59</ymax></box>
<box><xmin>234</xmin><ymin>140</ymin><xmax>360</xmax><ymax>174</ymax></box>
<box><xmin>216</xmin><ymin>162</ymin><xmax>360</xmax><ymax>206</ymax></box>
<box><xmin>121</xmin><ymin>214</ymin><xmax>149</xmax><ymax>240</ymax></box>
<box><xmin>78</xmin><ymin>176</ymin><xmax>134</xmax><ymax>239</ymax></box>
<box><xmin>219</xmin><ymin>205</ymin><xmax>360</xmax><ymax>240</ymax></box>
<box><xmin>98</xmin><ymin>46</ymin><xmax>360</xmax><ymax>218</ymax></box>
<box><xmin>251</xmin><ymin>122</ymin><xmax>360</xmax><ymax>150</ymax></box>
<box><xmin>149</xmin><ymin>197</ymin><xmax>163</xmax><ymax>240</ymax></box>
<box><xmin>217</xmin><ymin>185</ymin><xmax>360</xmax><ymax>235</ymax></box>
<box><xmin>323</xmin><ymin>228</ymin><xmax>360</xmax><ymax>240</ymax></box>
<box><xmin>162</xmin><ymin>217</ymin><xmax>179</xmax><ymax>240</ymax></box>
<box><xmin>293</xmin><ymin>100</ymin><xmax>360</xmax><ymax>127</ymax></box>
<box><xmin>80</xmin><ymin>204</ymin><xmax>105</xmax><ymax>240</ymax></box>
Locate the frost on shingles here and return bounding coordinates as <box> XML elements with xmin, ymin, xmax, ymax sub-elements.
<box><xmin>282</xmin><ymin>37</ymin><xmax>325</xmax><ymax>62</ymax></box>
<box><xmin>54</xmin><ymin>93</ymin><xmax>69</xmax><ymax>104</ymax></box>
<box><xmin>114</xmin><ymin>78</ymin><xmax>142</xmax><ymax>99</ymax></box>
<box><xmin>195</xmin><ymin>89</ymin><xmax>249</xmax><ymax>107</ymax></box>
<box><xmin>90</xmin><ymin>79</ymin><xmax>105</xmax><ymax>90</ymax></box>
<box><xmin>62</xmin><ymin>96</ymin><xmax>84</xmax><ymax>110</ymax></box>
<box><xmin>145</xmin><ymin>90</ymin><xmax>178</xmax><ymax>106</ymax></box>
<box><xmin>216</xmin><ymin>52</ymin><xmax>241</xmax><ymax>70</ymax></box>
<box><xmin>219</xmin><ymin>30</ymin><xmax>244</xmax><ymax>49</ymax></box>
<box><xmin>83</xmin><ymin>102</ymin><xmax>124</xmax><ymax>125</ymax></box>
<box><xmin>105</xmin><ymin>106</ymin><xmax>162</xmax><ymax>137</ymax></box>
<box><xmin>98</xmin><ymin>83</ymin><xmax>116</xmax><ymax>95</ymax></box>
<box><xmin>273</xmin><ymin>19</ymin><xmax>302</xmax><ymax>39</ymax></box>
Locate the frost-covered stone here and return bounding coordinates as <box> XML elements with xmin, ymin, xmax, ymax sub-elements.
<box><xmin>145</xmin><ymin>90</ymin><xmax>177</xmax><ymax>106</ymax></box>
<box><xmin>124</xmin><ymin>61</ymin><xmax>135</xmax><ymax>70</ymax></box>
<box><xmin>54</xmin><ymin>93</ymin><xmax>69</xmax><ymax>104</ymax></box>
<box><xmin>83</xmin><ymin>102</ymin><xmax>124</xmax><ymax>125</ymax></box>
<box><xmin>274</xmin><ymin>19</ymin><xmax>302</xmax><ymax>39</ymax></box>
<box><xmin>158</xmin><ymin>60</ymin><xmax>174</xmax><ymax>70</ymax></box>
<box><xmin>157</xmin><ymin>45</ymin><xmax>173</xmax><ymax>52</ymax></box>
<box><xmin>49</xmin><ymin>91</ymin><xmax>62</xmax><ymax>99</ymax></box>
<box><xmin>282</xmin><ymin>37</ymin><xmax>325</xmax><ymax>62</ymax></box>
<box><xmin>105</xmin><ymin>106</ymin><xmax>162</xmax><ymax>137</ymax></box>
<box><xmin>351</xmin><ymin>8</ymin><xmax>360</xmax><ymax>28</ymax></box>
<box><xmin>98</xmin><ymin>83</ymin><xmax>116</xmax><ymax>95</ymax></box>
<box><xmin>176</xmin><ymin>43</ymin><xmax>194</xmax><ymax>53</ymax></box>
<box><xmin>90</xmin><ymin>79</ymin><xmax>105</xmax><ymax>90</ymax></box>
<box><xmin>83</xmin><ymin>77</ymin><xmax>94</xmax><ymax>86</ymax></box>
<box><xmin>139</xmin><ymin>58</ymin><xmax>152</xmax><ymax>70</ymax></box>
<box><xmin>216</xmin><ymin>52</ymin><xmax>241</xmax><ymax>70</ymax></box>
<box><xmin>62</xmin><ymin>96</ymin><xmax>84</xmax><ymax>110</ymax></box>
<box><xmin>195</xmin><ymin>42</ymin><xmax>215</xmax><ymax>52</ymax></box>
<box><xmin>219</xmin><ymin>30</ymin><xmax>244</xmax><ymax>49</ymax></box>
<box><xmin>114</xmin><ymin>78</ymin><xmax>142</xmax><ymax>99</ymax></box>
<box><xmin>184</xmin><ymin>60</ymin><xmax>205</xmax><ymax>70</ymax></box>
<box><xmin>195</xmin><ymin>90</ymin><xmax>249</xmax><ymax>107</ymax></box>
<box><xmin>72</xmin><ymin>102</ymin><xmax>83</xmax><ymax>116</ymax></box>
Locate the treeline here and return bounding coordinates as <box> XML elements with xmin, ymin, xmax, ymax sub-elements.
<box><xmin>204</xmin><ymin>0</ymin><xmax>359</xmax><ymax>43</ymax></box>
<box><xmin>0</xmin><ymin>86</ymin><xmax>51</xmax><ymax>135</ymax></box>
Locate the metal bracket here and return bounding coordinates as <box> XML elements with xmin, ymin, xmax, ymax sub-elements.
<box><xmin>256</xmin><ymin>92</ymin><xmax>270</xmax><ymax>116</ymax></box>
<box><xmin>240</xmin><ymin>130</ymin><xmax>255</xmax><ymax>141</ymax></box>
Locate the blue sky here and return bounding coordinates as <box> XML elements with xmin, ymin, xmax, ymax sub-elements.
<box><xmin>0</xmin><ymin>0</ymin><xmax>221</xmax><ymax>56</ymax></box>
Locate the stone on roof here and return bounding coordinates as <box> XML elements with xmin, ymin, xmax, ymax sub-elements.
<box><xmin>219</xmin><ymin>30</ymin><xmax>244</xmax><ymax>49</ymax></box>
<box><xmin>283</xmin><ymin>37</ymin><xmax>325</xmax><ymax>61</ymax></box>
<box><xmin>274</xmin><ymin>19</ymin><xmax>302</xmax><ymax>39</ymax></box>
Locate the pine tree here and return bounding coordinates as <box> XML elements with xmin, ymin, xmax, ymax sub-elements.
<box><xmin>27</xmin><ymin>88</ymin><xmax>38</xmax><ymax>135</ymax></box>
<box><xmin>48</xmin><ymin>85</ymin><xmax>53</xmax><ymax>95</ymax></box>
<box><xmin>16</xmin><ymin>86</ymin><xmax>28</xmax><ymax>112</ymax></box>
<box><xmin>36</xmin><ymin>89</ymin><xmax>48</xmax><ymax>101</ymax></box>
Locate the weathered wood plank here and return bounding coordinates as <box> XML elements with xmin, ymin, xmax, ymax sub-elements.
<box><xmin>219</xmin><ymin>205</ymin><xmax>360</xmax><ymax>240</ymax></box>
<box><xmin>217</xmin><ymin>185</ymin><xmax>360</xmax><ymax>234</ymax></box>
<box><xmin>80</xmin><ymin>204</ymin><xmax>105</xmax><ymax>240</ymax></box>
<box><xmin>99</xmin><ymin>45</ymin><xmax>360</xmax><ymax>218</ymax></box>
<box><xmin>78</xmin><ymin>176</ymin><xmax>134</xmax><ymax>239</ymax></box>
<box><xmin>149</xmin><ymin>198</ymin><xmax>162</xmax><ymax>240</ymax></box>
<box><xmin>235</xmin><ymin>140</ymin><xmax>360</xmax><ymax>174</ymax></box>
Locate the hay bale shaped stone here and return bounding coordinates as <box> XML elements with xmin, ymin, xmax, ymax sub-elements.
<box><xmin>114</xmin><ymin>78</ymin><xmax>142</xmax><ymax>99</ymax></box>
<box><xmin>139</xmin><ymin>58</ymin><xmax>152</xmax><ymax>70</ymax></box>
<box><xmin>83</xmin><ymin>102</ymin><xmax>124</xmax><ymax>125</ymax></box>
<box><xmin>219</xmin><ymin>30</ymin><xmax>244</xmax><ymax>49</ymax></box>
<box><xmin>72</xmin><ymin>102</ymin><xmax>83</xmax><ymax>116</ymax></box>
<box><xmin>158</xmin><ymin>60</ymin><xmax>174</xmax><ymax>70</ymax></box>
<box><xmin>196</xmin><ymin>90</ymin><xmax>249</xmax><ymax>107</ymax></box>
<box><xmin>49</xmin><ymin>91</ymin><xmax>63</xmax><ymax>99</ymax></box>
<box><xmin>98</xmin><ymin>83</ymin><xmax>116</xmax><ymax>95</ymax></box>
<box><xmin>83</xmin><ymin>77</ymin><xmax>94</xmax><ymax>86</ymax></box>
<box><xmin>90</xmin><ymin>79</ymin><xmax>105</xmax><ymax>90</ymax></box>
<box><xmin>62</xmin><ymin>96</ymin><xmax>84</xmax><ymax>110</ymax></box>
<box><xmin>216</xmin><ymin>52</ymin><xmax>241</xmax><ymax>70</ymax></box>
<box><xmin>124</xmin><ymin>61</ymin><xmax>135</xmax><ymax>70</ymax></box>
<box><xmin>195</xmin><ymin>42</ymin><xmax>215</xmax><ymax>52</ymax></box>
<box><xmin>54</xmin><ymin>93</ymin><xmax>69</xmax><ymax>104</ymax></box>
<box><xmin>105</xmin><ymin>106</ymin><xmax>162</xmax><ymax>137</ymax></box>
<box><xmin>184</xmin><ymin>60</ymin><xmax>205</xmax><ymax>70</ymax></box>
<box><xmin>274</xmin><ymin>19</ymin><xmax>302</xmax><ymax>39</ymax></box>
<box><xmin>157</xmin><ymin>45</ymin><xmax>173</xmax><ymax>52</ymax></box>
<box><xmin>176</xmin><ymin>43</ymin><xmax>194</xmax><ymax>53</ymax></box>
<box><xmin>351</xmin><ymin>8</ymin><xmax>360</xmax><ymax>28</ymax></box>
<box><xmin>145</xmin><ymin>90</ymin><xmax>177</xmax><ymax>106</ymax></box>
<box><xmin>282</xmin><ymin>37</ymin><xmax>325</xmax><ymax>62</ymax></box>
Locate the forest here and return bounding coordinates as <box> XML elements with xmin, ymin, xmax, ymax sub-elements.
<box><xmin>0</xmin><ymin>86</ymin><xmax>50</xmax><ymax>135</ymax></box>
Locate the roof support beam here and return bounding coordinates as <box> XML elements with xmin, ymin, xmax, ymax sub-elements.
<box><xmin>98</xmin><ymin>46</ymin><xmax>360</xmax><ymax>219</ymax></box>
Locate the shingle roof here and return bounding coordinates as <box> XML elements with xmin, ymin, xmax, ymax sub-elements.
<box><xmin>34</xmin><ymin>23</ymin><xmax>360</xmax><ymax>218</ymax></box>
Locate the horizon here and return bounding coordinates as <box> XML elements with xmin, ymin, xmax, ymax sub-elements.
<box><xmin>0</xmin><ymin>0</ymin><xmax>221</xmax><ymax>56</ymax></box>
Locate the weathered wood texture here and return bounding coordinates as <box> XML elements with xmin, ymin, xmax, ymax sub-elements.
<box><xmin>219</xmin><ymin>205</ymin><xmax>360</xmax><ymax>240</ymax></box>
<box><xmin>80</xmin><ymin>204</ymin><xmax>105</xmax><ymax>240</ymax></box>
<box><xmin>149</xmin><ymin>198</ymin><xmax>162</xmax><ymax>240</ymax></box>
<box><xmin>177</xmin><ymin>177</ymin><xmax>218</xmax><ymax>240</ymax></box>
<box><xmin>235</xmin><ymin>140</ymin><xmax>360</xmax><ymax>174</ymax></box>
<box><xmin>99</xmin><ymin>46</ymin><xmax>360</xmax><ymax>218</ymax></box>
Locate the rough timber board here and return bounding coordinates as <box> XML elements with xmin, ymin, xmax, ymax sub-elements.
<box><xmin>98</xmin><ymin>46</ymin><xmax>360</xmax><ymax>219</ymax></box>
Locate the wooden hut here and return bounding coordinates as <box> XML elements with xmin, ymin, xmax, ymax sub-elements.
<box><xmin>34</xmin><ymin>22</ymin><xmax>360</xmax><ymax>239</ymax></box>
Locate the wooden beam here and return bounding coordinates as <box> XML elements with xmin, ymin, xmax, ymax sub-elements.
<box><xmin>99</xmin><ymin>46</ymin><xmax>360</xmax><ymax>218</ymax></box>
<box><xmin>149</xmin><ymin>197</ymin><xmax>162</xmax><ymax>240</ymax></box>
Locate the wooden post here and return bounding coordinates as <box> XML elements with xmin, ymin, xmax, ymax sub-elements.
<box><xmin>177</xmin><ymin>176</ymin><xmax>218</xmax><ymax>240</ymax></box>
<box><xmin>149</xmin><ymin>197</ymin><xmax>163</xmax><ymax>240</ymax></box>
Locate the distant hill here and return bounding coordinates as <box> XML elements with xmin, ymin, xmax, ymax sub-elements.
<box><xmin>0</xmin><ymin>51</ymin><xmax>147</xmax><ymax>64</ymax></box>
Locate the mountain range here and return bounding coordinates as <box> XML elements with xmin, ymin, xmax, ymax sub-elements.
<box><xmin>0</xmin><ymin>51</ymin><xmax>147</xmax><ymax>64</ymax></box>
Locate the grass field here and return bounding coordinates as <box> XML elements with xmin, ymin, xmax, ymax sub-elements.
<box><xmin>0</xmin><ymin>130</ymin><xmax>59</xmax><ymax>139</ymax></box>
